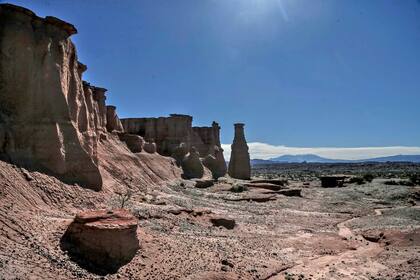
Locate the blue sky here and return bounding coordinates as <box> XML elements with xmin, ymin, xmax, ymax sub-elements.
<box><xmin>4</xmin><ymin>0</ymin><xmax>420</xmax><ymax>158</ymax></box>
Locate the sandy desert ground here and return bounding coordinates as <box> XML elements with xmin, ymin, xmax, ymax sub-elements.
<box><xmin>1</xmin><ymin>153</ymin><xmax>419</xmax><ymax>279</ymax></box>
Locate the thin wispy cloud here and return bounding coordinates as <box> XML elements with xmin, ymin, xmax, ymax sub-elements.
<box><xmin>221</xmin><ymin>142</ymin><xmax>420</xmax><ymax>161</ymax></box>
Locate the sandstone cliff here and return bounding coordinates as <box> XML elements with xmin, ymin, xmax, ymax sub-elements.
<box><xmin>0</xmin><ymin>4</ymin><xmax>127</xmax><ymax>190</ymax></box>
<box><xmin>121</xmin><ymin>115</ymin><xmax>227</xmax><ymax>178</ymax></box>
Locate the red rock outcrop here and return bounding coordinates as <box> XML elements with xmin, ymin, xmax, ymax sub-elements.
<box><xmin>61</xmin><ymin>209</ymin><xmax>139</xmax><ymax>274</ymax></box>
<box><xmin>0</xmin><ymin>4</ymin><xmax>104</xmax><ymax>189</ymax></box>
<box><xmin>228</xmin><ymin>123</ymin><xmax>251</xmax><ymax>180</ymax></box>
<box><xmin>121</xmin><ymin>114</ymin><xmax>193</xmax><ymax>155</ymax></box>
<box><xmin>106</xmin><ymin>106</ymin><xmax>124</xmax><ymax>133</ymax></box>
<box><xmin>117</xmin><ymin>133</ymin><xmax>144</xmax><ymax>153</ymax></box>
<box><xmin>181</xmin><ymin>147</ymin><xmax>204</xmax><ymax>179</ymax></box>
<box><xmin>121</xmin><ymin>115</ymin><xmax>227</xmax><ymax>178</ymax></box>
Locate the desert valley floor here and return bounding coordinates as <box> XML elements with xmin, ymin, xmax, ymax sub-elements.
<box><xmin>1</xmin><ymin>151</ymin><xmax>419</xmax><ymax>279</ymax></box>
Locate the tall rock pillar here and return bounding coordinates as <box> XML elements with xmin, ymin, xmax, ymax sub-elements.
<box><xmin>228</xmin><ymin>123</ymin><xmax>251</xmax><ymax>180</ymax></box>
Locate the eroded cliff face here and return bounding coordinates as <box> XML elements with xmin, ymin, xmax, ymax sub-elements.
<box><xmin>0</xmin><ymin>3</ymin><xmax>226</xmax><ymax>188</ymax></box>
<box><xmin>121</xmin><ymin>115</ymin><xmax>227</xmax><ymax>178</ymax></box>
<box><xmin>0</xmin><ymin>4</ymin><xmax>110</xmax><ymax>189</ymax></box>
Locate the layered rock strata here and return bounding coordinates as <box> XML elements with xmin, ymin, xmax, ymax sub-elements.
<box><xmin>228</xmin><ymin>123</ymin><xmax>251</xmax><ymax>180</ymax></box>
<box><xmin>121</xmin><ymin>115</ymin><xmax>227</xmax><ymax>179</ymax></box>
<box><xmin>106</xmin><ymin>106</ymin><xmax>124</xmax><ymax>133</ymax></box>
<box><xmin>0</xmin><ymin>4</ymin><xmax>127</xmax><ymax>190</ymax></box>
<box><xmin>61</xmin><ymin>209</ymin><xmax>139</xmax><ymax>274</ymax></box>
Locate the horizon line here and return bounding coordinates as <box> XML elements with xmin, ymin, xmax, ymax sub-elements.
<box><xmin>221</xmin><ymin>142</ymin><xmax>420</xmax><ymax>161</ymax></box>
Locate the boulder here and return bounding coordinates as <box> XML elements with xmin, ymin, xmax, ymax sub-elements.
<box><xmin>181</xmin><ymin>147</ymin><xmax>204</xmax><ymax>179</ymax></box>
<box><xmin>118</xmin><ymin>133</ymin><xmax>144</xmax><ymax>153</ymax></box>
<box><xmin>61</xmin><ymin>209</ymin><xmax>139</xmax><ymax>274</ymax></box>
<box><xmin>228</xmin><ymin>123</ymin><xmax>251</xmax><ymax>180</ymax></box>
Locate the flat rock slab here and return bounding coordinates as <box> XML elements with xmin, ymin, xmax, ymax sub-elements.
<box><xmin>250</xmin><ymin>179</ymin><xmax>287</xmax><ymax>186</ymax></box>
<box><xmin>61</xmin><ymin>209</ymin><xmax>139</xmax><ymax>275</ymax></box>
<box><xmin>209</xmin><ymin>217</ymin><xmax>236</xmax><ymax>230</ymax></box>
<box><xmin>245</xmin><ymin>182</ymin><xmax>285</xmax><ymax>191</ymax></box>
<box><xmin>192</xmin><ymin>179</ymin><xmax>215</xmax><ymax>188</ymax></box>
<box><xmin>277</xmin><ymin>188</ymin><xmax>302</xmax><ymax>197</ymax></box>
<box><xmin>224</xmin><ymin>193</ymin><xmax>277</xmax><ymax>203</ymax></box>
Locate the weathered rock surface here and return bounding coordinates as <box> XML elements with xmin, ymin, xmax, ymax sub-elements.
<box><xmin>203</xmin><ymin>146</ymin><xmax>227</xmax><ymax>179</ymax></box>
<box><xmin>228</xmin><ymin>123</ymin><xmax>251</xmax><ymax>180</ymax></box>
<box><xmin>192</xmin><ymin>179</ymin><xmax>214</xmax><ymax>189</ymax></box>
<box><xmin>61</xmin><ymin>209</ymin><xmax>139</xmax><ymax>274</ymax></box>
<box><xmin>251</xmin><ymin>179</ymin><xmax>288</xmax><ymax>186</ymax></box>
<box><xmin>106</xmin><ymin>106</ymin><xmax>124</xmax><ymax>133</ymax></box>
<box><xmin>244</xmin><ymin>182</ymin><xmax>284</xmax><ymax>191</ymax></box>
<box><xmin>143</xmin><ymin>142</ymin><xmax>157</xmax><ymax>154</ymax></box>
<box><xmin>121</xmin><ymin>114</ymin><xmax>193</xmax><ymax>156</ymax></box>
<box><xmin>121</xmin><ymin>115</ymin><xmax>227</xmax><ymax>178</ymax></box>
<box><xmin>0</xmin><ymin>4</ymin><xmax>105</xmax><ymax>189</ymax></box>
<box><xmin>118</xmin><ymin>133</ymin><xmax>144</xmax><ymax>153</ymax></box>
<box><xmin>171</xmin><ymin>142</ymin><xmax>188</xmax><ymax>166</ymax></box>
<box><xmin>182</xmin><ymin>147</ymin><xmax>204</xmax><ymax>179</ymax></box>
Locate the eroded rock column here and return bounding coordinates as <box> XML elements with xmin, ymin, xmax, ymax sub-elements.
<box><xmin>228</xmin><ymin>123</ymin><xmax>251</xmax><ymax>180</ymax></box>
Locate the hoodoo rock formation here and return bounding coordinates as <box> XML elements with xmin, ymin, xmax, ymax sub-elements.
<box><xmin>106</xmin><ymin>106</ymin><xmax>124</xmax><ymax>133</ymax></box>
<box><xmin>228</xmin><ymin>123</ymin><xmax>251</xmax><ymax>180</ymax></box>
<box><xmin>0</xmin><ymin>3</ymin><xmax>229</xmax><ymax>187</ymax></box>
<box><xmin>181</xmin><ymin>147</ymin><xmax>205</xmax><ymax>179</ymax></box>
<box><xmin>121</xmin><ymin>115</ymin><xmax>227</xmax><ymax>179</ymax></box>
<box><xmin>61</xmin><ymin>209</ymin><xmax>139</xmax><ymax>274</ymax></box>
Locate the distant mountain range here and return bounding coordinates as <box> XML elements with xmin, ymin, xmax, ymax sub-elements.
<box><xmin>251</xmin><ymin>154</ymin><xmax>420</xmax><ymax>165</ymax></box>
